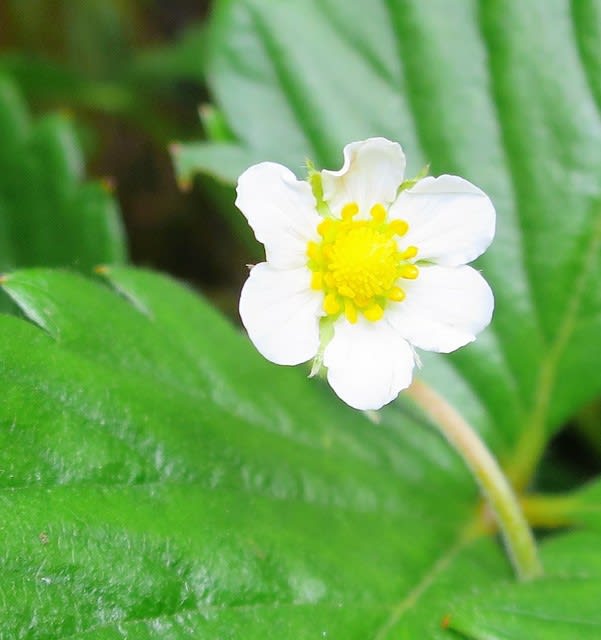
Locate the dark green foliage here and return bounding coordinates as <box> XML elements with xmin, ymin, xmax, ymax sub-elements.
<box><xmin>0</xmin><ymin>76</ymin><xmax>126</xmax><ymax>290</ymax></box>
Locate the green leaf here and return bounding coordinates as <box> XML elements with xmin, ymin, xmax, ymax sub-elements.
<box><xmin>554</xmin><ymin>478</ymin><xmax>601</xmax><ymax>530</ymax></box>
<box><xmin>171</xmin><ymin>140</ymin><xmax>258</xmax><ymax>187</ymax></box>
<box><xmin>131</xmin><ymin>25</ymin><xmax>208</xmax><ymax>84</ymax></box>
<box><xmin>446</xmin><ymin>531</ymin><xmax>601</xmax><ymax>639</ymax></box>
<box><xmin>3</xmin><ymin>268</ymin><xmax>600</xmax><ymax>637</ymax></box>
<box><xmin>0</xmin><ymin>55</ymin><xmax>139</xmax><ymax>116</ymax></box>
<box><xmin>0</xmin><ymin>267</ymin><xmax>497</xmax><ymax>638</ymax></box>
<box><xmin>0</xmin><ymin>75</ymin><xmax>126</xmax><ymax>296</ymax></box>
<box><xmin>4</xmin><ymin>0</ymin><xmax>137</xmax><ymax>76</ymax></box>
<box><xmin>177</xmin><ymin>0</ymin><xmax>601</xmax><ymax>489</ymax></box>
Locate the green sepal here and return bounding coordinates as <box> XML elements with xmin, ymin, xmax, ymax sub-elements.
<box><xmin>398</xmin><ymin>163</ymin><xmax>431</xmax><ymax>193</ymax></box>
<box><xmin>309</xmin><ymin>315</ymin><xmax>335</xmax><ymax>378</ymax></box>
<box><xmin>306</xmin><ymin>159</ymin><xmax>332</xmax><ymax>217</ymax></box>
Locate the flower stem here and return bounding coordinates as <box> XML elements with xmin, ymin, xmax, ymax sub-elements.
<box><xmin>405</xmin><ymin>378</ymin><xmax>543</xmax><ymax>581</ymax></box>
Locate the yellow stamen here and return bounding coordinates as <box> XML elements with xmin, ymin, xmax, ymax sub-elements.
<box><xmin>364</xmin><ymin>303</ymin><xmax>384</xmax><ymax>322</ymax></box>
<box><xmin>389</xmin><ymin>219</ymin><xmax>409</xmax><ymax>237</ymax></box>
<box><xmin>317</xmin><ymin>218</ymin><xmax>335</xmax><ymax>237</ymax></box>
<box><xmin>370</xmin><ymin>203</ymin><xmax>387</xmax><ymax>223</ymax></box>
<box><xmin>388</xmin><ymin>286</ymin><xmax>406</xmax><ymax>302</ymax></box>
<box><xmin>307</xmin><ymin>241</ymin><xmax>320</xmax><ymax>261</ymax></box>
<box><xmin>324</xmin><ymin>293</ymin><xmax>341</xmax><ymax>315</ymax></box>
<box><xmin>400</xmin><ymin>264</ymin><xmax>419</xmax><ymax>279</ymax></box>
<box><xmin>338</xmin><ymin>285</ymin><xmax>355</xmax><ymax>298</ymax></box>
<box><xmin>307</xmin><ymin>202</ymin><xmax>419</xmax><ymax>323</ymax></box>
<box><xmin>341</xmin><ymin>202</ymin><xmax>359</xmax><ymax>220</ymax></box>
<box><xmin>344</xmin><ymin>299</ymin><xmax>358</xmax><ymax>324</ymax></box>
<box><xmin>401</xmin><ymin>245</ymin><xmax>418</xmax><ymax>259</ymax></box>
<box><xmin>311</xmin><ymin>272</ymin><xmax>323</xmax><ymax>290</ymax></box>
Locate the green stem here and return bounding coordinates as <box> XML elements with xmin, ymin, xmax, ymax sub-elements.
<box><xmin>520</xmin><ymin>493</ymin><xmax>583</xmax><ymax>529</ymax></box>
<box><xmin>406</xmin><ymin>379</ymin><xmax>543</xmax><ymax>581</ymax></box>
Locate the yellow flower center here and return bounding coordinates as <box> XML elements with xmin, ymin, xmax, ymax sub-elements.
<box><xmin>307</xmin><ymin>202</ymin><xmax>419</xmax><ymax>323</ymax></box>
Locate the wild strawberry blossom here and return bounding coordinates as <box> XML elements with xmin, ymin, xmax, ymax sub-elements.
<box><xmin>236</xmin><ymin>138</ymin><xmax>495</xmax><ymax>411</ymax></box>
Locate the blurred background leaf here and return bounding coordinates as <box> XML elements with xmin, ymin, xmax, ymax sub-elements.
<box><xmin>0</xmin><ymin>0</ymin><xmax>253</xmax><ymax>311</ymax></box>
<box><xmin>0</xmin><ymin>0</ymin><xmax>207</xmax><ymax>140</ymax></box>
<box><xmin>0</xmin><ymin>75</ymin><xmax>126</xmax><ymax>312</ymax></box>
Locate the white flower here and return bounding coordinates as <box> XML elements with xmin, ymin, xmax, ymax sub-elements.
<box><xmin>236</xmin><ymin>138</ymin><xmax>495</xmax><ymax>411</ymax></box>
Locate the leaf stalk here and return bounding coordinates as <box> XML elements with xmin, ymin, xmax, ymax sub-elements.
<box><xmin>405</xmin><ymin>378</ymin><xmax>543</xmax><ymax>581</ymax></box>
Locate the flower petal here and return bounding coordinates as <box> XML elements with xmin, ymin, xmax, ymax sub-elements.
<box><xmin>239</xmin><ymin>263</ymin><xmax>322</xmax><ymax>365</ymax></box>
<box><xmin>387</xmin><ymin>264</ymin><xmax>494</xmax><ymax>353</ymax></box>
<box><xmin>321</xmin><ymin>138</ymin><xmax>406</xmax><ymax>218</ymax></box>
<box><xmin>236</xmin><ymin>162</ymin><xmax>321</xmax><ymax>269</ymax></box>
<box><xmin>323</xmin><ymin>317</ymin><xmax>415</xmax><ymax>410</ymax></box>
<box><xmin>389</xmin><ymin>175</ymin><xmax>496</xmax><ymax>265</ymax></box>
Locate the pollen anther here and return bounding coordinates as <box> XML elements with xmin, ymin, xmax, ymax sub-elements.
<box><xmin>324</xmin><ymin>293</ymin><xmax>341</xmax><ymax>315</ymax></box>
<box><xmin>341</xmin><ymin>202</ymin><xmax>359</xmax><ymax>220</ymax></box>
<box><xmin>370</xmin><ymin>203</ymin><xmax>387</xmax><ymax>222</ymax></box>
<box><xmin>338</xmin><ymin>285</ymin><xmax>355</xmax><ymax>298</ymax></box>
<box><xmin>389</xmin><ymin>219</ymin><xmax>409</xmax><ymax>237</ymax></box>
<box><xmin>344</xmin><ymin>299</ymin><xmax>358</xmax><ymax>324</ymax></box>
<box><xmin>364</xmin><ymin>303</ymin><xmax>384</xmax><ymax>322</ymax></box>
<box><xmin>311</xmin><ymin>272</ymin><xmax>323</xmax><ymax>290</ymax></box>
<box><xmin>308</xmin><ymin>202</ymin><xmax>419</xmax><ymax>323</ymax></box>
<box><xmin>400</xmin><ymin>264</ymin><xmax>419</xmax><ymax>279</ymax></box>
<box><xmin>388</xmin><ymin>287</ymin><xmax>406</xmax><ymax>302</ymax></box>
<box><xmin>307</xmin><ymin>241</ymin><xmax>320</xmax><ymax>261</ymax></box>
<box><xmin>317</xmin><ymin>219</ymin><xmax>334</xmax><ymax>237</ymax></box>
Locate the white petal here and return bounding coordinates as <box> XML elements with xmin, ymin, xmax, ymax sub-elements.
<box><xmin>239</xmin><ymin>263</ymin><xmax>322</xmax><ymax>365</ymax></box>
<box><xmin>236</xmin><ymin>162</ymin><xmax>321</xmax><ymax>269</ymax></box>
<box><xmin>321</xmin><ymin>138</ymin><xmax>406</xmax><ymax>218</ymax></box>
<box><xmin>387</xmin><ymin>264</ymin><xmax>494</xmax><ymax>353</ymax></box>
<box><xmin>323</xmin><ymin>317</ymin><xmax>415</xmax><ymax>411</ymax></box>
<box><xmin>389</xmin><ymin>175</ymin><xmax>496</xmax><ymax>266</ymax></box>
